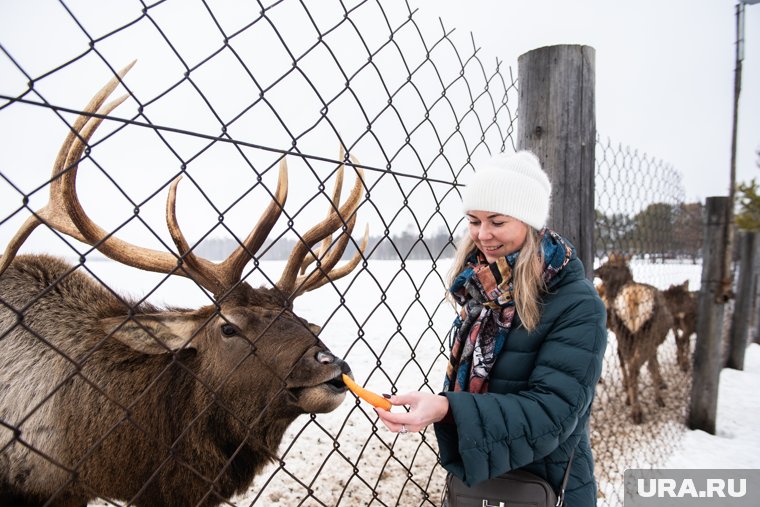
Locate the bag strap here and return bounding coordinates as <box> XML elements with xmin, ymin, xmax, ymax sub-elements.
<box><xmin>555</xmin><ymin>447</ymin><xmax>576</xmax><ymax>507</ymax></box>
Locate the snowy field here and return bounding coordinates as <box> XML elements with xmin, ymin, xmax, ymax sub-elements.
<box><xmin>666</xmin><ymin>343</ymin><xmax>760</xmax><ymax>470</ymax></box>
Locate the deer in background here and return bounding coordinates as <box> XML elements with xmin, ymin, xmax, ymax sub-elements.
<box><xmin>663</xmin><ymin>280</ymin><xmax>697</xmax><ymax>372</ymax></box>
<box><xmin>0</xmin><ymin>63</ymin><xmax>368</xmax><ymax>507</ymax></box>
<box><xmin>594</xmin><ymin>255</ymin><xmax>674</xmax><ymax>424</ymax></box>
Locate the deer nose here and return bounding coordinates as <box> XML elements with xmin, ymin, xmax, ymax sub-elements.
<box><xmin>315</xmin><ymin>351</ymin><xmax>336</xmax><ymax>365</ymax></box>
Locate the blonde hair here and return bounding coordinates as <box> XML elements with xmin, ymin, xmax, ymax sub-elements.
<box><xmin>446</xmin><ymin>228</ymin><xmax>545</xmax><ymax>331</ymax></box>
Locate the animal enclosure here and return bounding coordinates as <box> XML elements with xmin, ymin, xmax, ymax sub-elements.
<box><xmin>1</xmin><ymin>1</ymin><xmax>699</xmax><ymax>506</ymax></box>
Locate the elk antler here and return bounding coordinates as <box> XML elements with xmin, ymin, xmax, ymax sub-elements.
<box><xmin>298</xmin><ymin>146</ymin><xmax>347</xmax><ymax>277</ymax></box>
<box><xmin>0</xmin><ymin>61</ymin><xmax>137</xmax><ymax>276</ymax></box>
<box><xmin>0</xmin><ymin>62</ymin><xmax>290</xmax><ymax>299</ymax></box>
<box><xmin>0</xmin><ymin>63</ymin><xmax>368</xmax><ymax>301</ymax></box>
<box><xmin>276</xmin><ymin>150</ymin><xmax>368</xmax><ymax>298</ymax></box>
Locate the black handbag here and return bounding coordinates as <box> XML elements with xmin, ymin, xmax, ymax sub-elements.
<box><xmin>445</xmin><ymin>449</ymin><xmax>575</xmax><ymax>507</ymax></box>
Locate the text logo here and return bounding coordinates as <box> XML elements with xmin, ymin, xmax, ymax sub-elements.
<box><xmin>624</xmin><ymin>469</ymin><xmax>760</xmax><ymax>506</ymax></box>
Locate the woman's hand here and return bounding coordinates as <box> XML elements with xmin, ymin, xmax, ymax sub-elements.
<box><xmin>374</xmin><ymin>391</ymin><xmax>450</xmax><ymax>433</ymax></box>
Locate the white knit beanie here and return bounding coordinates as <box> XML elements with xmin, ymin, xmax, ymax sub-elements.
<box><xmin>461</xmin><ymin>150</ymin><xmax>552</xmax><ymax>230</ymax></box>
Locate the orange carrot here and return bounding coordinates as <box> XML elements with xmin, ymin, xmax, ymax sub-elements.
<box><xmin>341</xmin><ymin>374</ymin><xmax>392</xmax><ymax>411</ymax></box>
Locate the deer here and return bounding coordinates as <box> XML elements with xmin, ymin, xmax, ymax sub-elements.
<box><xmin>0</xmin><ymin>62</ymin><xmax>369</xmax><ymax>507</ymax></box>
<box><xmin>594</xmin><ymin>255</ymin><xmax>674</xmax><ymax>424</ymax></box>
<box><xmin>663</xmin><ymin>280</ymin><xmax>697</xmax><ymax>372</ymax></box>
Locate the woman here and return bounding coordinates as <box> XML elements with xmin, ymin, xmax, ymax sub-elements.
<box><xmin>375</xmin><ymin>150</ymin><xmax>607</xmax><ymax>506</ymax></box>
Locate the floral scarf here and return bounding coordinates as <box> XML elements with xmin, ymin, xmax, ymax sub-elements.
<box><xmin>444</xmin><ymin>228</ymin><xmax>574</xmax><ymax>393</ymax></box>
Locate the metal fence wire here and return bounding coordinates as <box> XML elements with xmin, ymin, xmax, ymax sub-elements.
<box><xmin>593</xmin><ymin>139</ymin><xmax>702</xmax><ymax>506</ymax></box>
<box><xmin>0</xmin><ymin>1</ymin><xmax>697</xmax><ymax>507</ymax></box>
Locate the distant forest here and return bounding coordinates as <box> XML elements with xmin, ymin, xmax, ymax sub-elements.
<box><xmin>595</xmin><ymin>201</ymin><xmax>704</xmax><ymax>262</ymax></box>
<box><xmin>196</xmin><ymin>228</ymin><xmax>459</xmax><ymax>262</ymax></box>
<box><xmin>196</xmin><ymin>201</ymin><xmax>705</xmax><ymax>263</ymax></box>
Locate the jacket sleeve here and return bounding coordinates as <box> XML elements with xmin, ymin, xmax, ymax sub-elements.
<box><xmin>433</xmin><ymin>289</ymin><xmax>607</xmax><ymax>486</ymax></box>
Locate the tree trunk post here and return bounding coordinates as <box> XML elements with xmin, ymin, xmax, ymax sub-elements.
<box><xmin>727</xmin><ymin>230</ymin><xmax>756</xmax><ymax>370</ymax></box>
<box><xmin>753</xmin><ymin>233</ymin><xmax>760</xmax><ymax>345</ymax></box>
<box><xmin>689</xmin><ymin>196</ymin><xmax>730</xmax><ymax>434</ymax></box>
<box><xmin>517</xmin><ymin>45</ymin><xmax>596</xmax><ymax>279</ymax></box>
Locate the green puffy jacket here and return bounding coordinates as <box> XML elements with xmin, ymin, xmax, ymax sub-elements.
<box><xmin>434</xmin><ymin>254</ymin><xmax>607</xmax><ymax>506</ymax></box>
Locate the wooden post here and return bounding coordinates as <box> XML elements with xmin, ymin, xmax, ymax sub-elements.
<box><xmin>752</xmin><ymin>233</ymin><xmax>760</xmax><ymax>345</ymax></box>
<box><xmin>689</xmin><ymin>196</ymin><xmax>729</xmax><ymax>434</ymax></box>
<box><xmin>727</xmin><ymin>230</ymin><xmax>756</xmax><ymax>370</ymax></box>
<box><xmin>517</xmin><ymin>45</ymin><xmax>596</xmax><ymax>279</ymax></box>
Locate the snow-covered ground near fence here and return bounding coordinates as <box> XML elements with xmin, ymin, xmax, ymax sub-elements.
<box><xmin>666</xmin><ymin>343</ymin><xmax>760</xmax><ymax>469</ymax></box>
<box><xmin>609</xmin><ymin>257</ymin><xmax>703</xmax><ymax>291</ymax></box>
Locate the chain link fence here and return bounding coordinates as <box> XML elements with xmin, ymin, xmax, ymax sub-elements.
<box><xmin>1</xmin><ymin>1</ymin><xmax>698</xmax><ymax>506</ymax></box>
<box><xmin>593</xmin><ymin>138</ymin><xmax>702</xmax><ymax>505</ymax></box>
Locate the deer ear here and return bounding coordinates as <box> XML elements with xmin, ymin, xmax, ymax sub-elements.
<box><xmin>101</xmin><ymin>313</ymin><xmax>201</xmax><ymax>355</ymax></box>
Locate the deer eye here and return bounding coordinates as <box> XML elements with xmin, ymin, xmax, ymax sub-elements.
<box><xmin>221</xmin><ymin>324</ymin><xmax>237</xmax><ymax>337</ymax></box>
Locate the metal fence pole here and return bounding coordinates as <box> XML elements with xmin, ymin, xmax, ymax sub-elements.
<box><xmin>517</xmin><ymin>44</ymin><xmax>596</xmax><ymax>278</ymax></box>
<box><xmin>727</xmin><ymin>230</ymin><xmax>756</xmax><ymax>370</ymax></box>
<box><xmin>689</xmin><ymin>196</ymin><xmax>730</xmax><ymax>434</ymax></box>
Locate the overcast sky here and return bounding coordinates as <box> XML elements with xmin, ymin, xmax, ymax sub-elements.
<box><xmin>1</xmin><ymin>1</ymin><xmax>758</xmax><ymax>257</ymax></box>
<box><xmin>410</xmin><ymin>0</ymin><xmax>760</xmax><ymax>203</ymax></box>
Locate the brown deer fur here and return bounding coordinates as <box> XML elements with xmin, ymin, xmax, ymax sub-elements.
<box><xmin>594</xmin><ymin>256</ymin><xmax>674</xmax><ymax>424</ymax></box>
<box><xmin>663</xmin><ymin>280</ymin><xmax>697</xmax><ymax>372</ymax></box>
<box><xmin>0</xmin><ymin>255</ymin><xmax>352</xmax><ymax>506</ymax></box>
<box><xmin>0</xmin><ymin>65</ymin><xmax>367</xmax><ymax>507</ymax></box>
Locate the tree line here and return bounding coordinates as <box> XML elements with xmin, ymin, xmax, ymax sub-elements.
<box><xmin>196</xmin><ymin>228</ymin><xmax>459</xmax><ymax>262</ymax></box>
<box><xmin>197</xmin><ymin>200</ymin><xmax>710</xmax><ymax>264</ymax></box>
<box><xmin>595</xmin><ymin>202</ymin><xmax>704</xmax><ymax>263</ymax></box>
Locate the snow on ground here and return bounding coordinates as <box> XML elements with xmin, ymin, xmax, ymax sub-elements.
<box><xmin>666</xmin><ymin>343</ymin><xmax>760</xmax><ymax>469</ymax></box>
